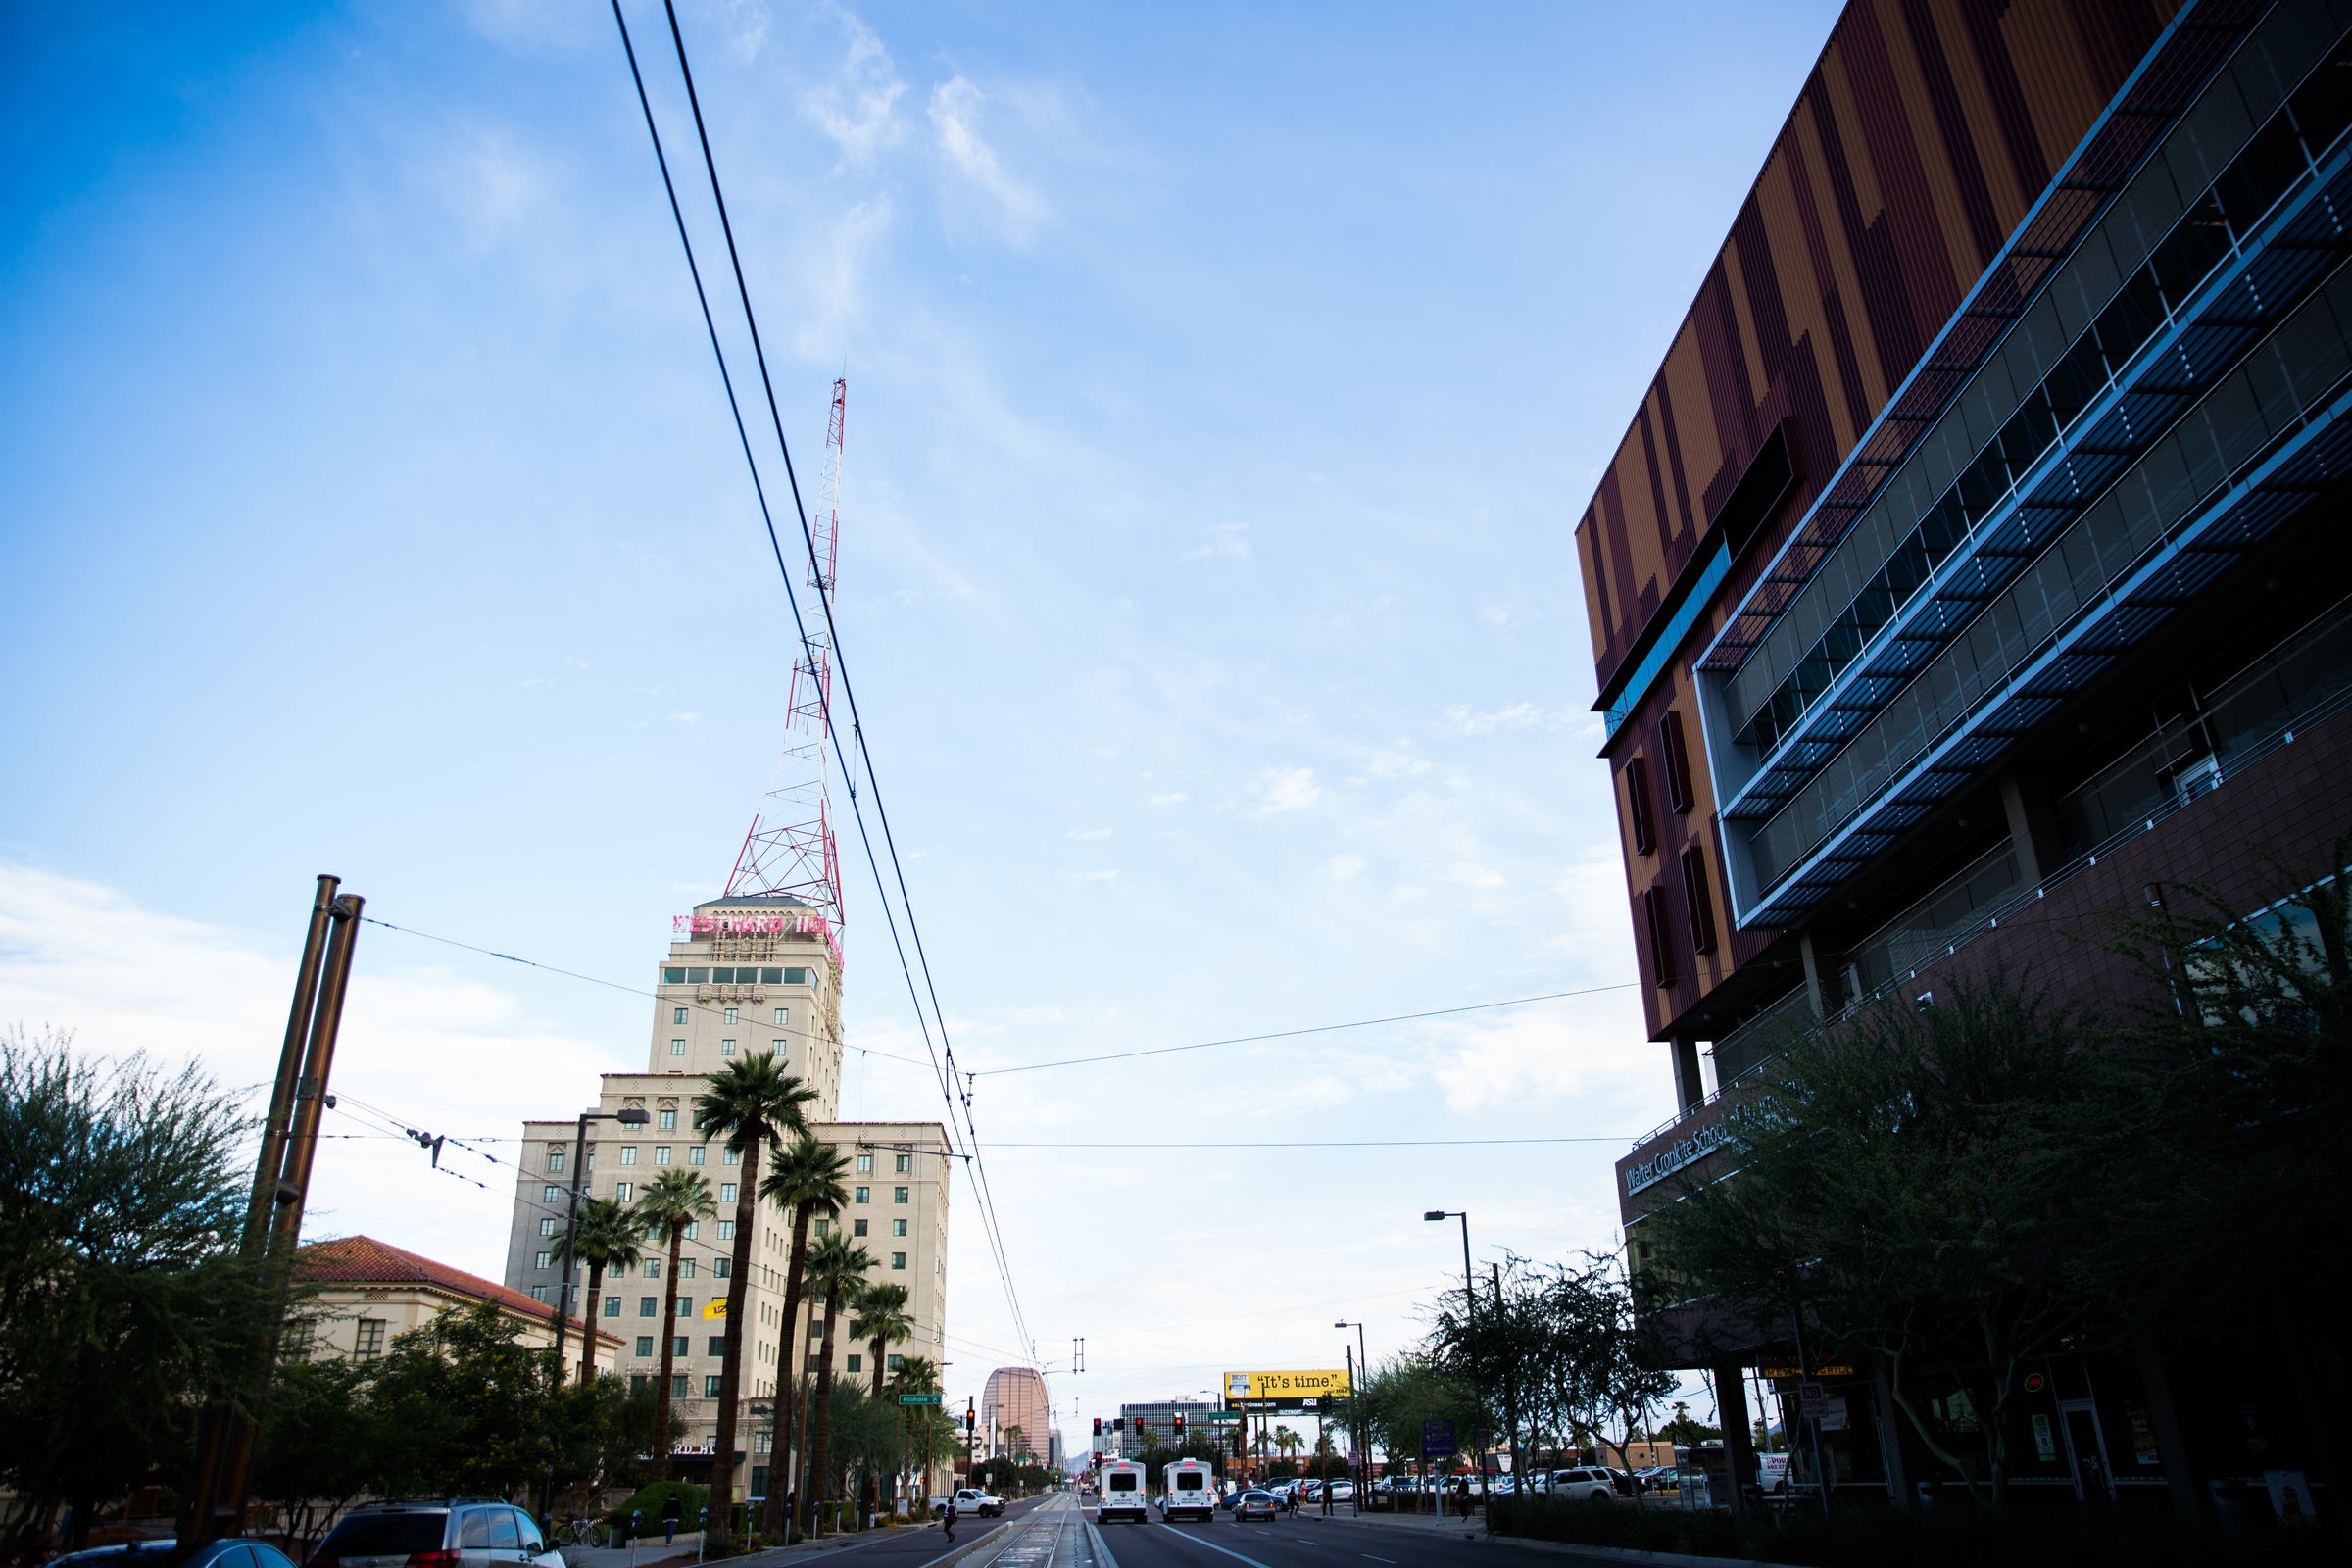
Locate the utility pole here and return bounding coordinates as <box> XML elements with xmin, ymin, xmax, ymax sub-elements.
<box><xmin>181</xmin><ymin>878</ymin><xmax>364</xmax><ymax>1545</ymax></box>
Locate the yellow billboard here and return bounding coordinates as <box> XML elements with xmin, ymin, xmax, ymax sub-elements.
<box><xmin>1223</xmin><ymin>1369</ymin><xmax>1351</xmax><ymax>1400</ymax></box>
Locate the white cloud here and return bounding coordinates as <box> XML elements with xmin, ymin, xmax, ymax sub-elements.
<box><xmin>0</xmin><ymin>863</ymin><xmax>631</xmax><ymax>1283</ymax></box>
<box><xmin>1444</xmin><ymin>702</ymin><xmax>1555</xmax><ymax>735</ymax></box>
<box><xmin>1066</xmin><ymin>827</ymin><xmax>1112</xmax><ymax>841</ymax></box>
<box><xmin>1321</xmin><ymin>853</ymin><xmax>1366</xmax><ymax>879</ymax></box>
<box><xmin>1149</xmin><ymin>792</ymin><xmax>1189</xmax><ymax>806</ymax></box>
<box><xmin>802</xmin><ymin>7</ymin><xmax>906</xmax><ymax>163</ymax></box>
<box><xmin>1257</xmin><ymin>766</ymin><xmax>1322</xmax><ymax>815</ymax></box>
<box><xmin>927</xmin><ymin>76</ymin><xmax>1048</xmax><ymax>242</ymax></box>
<box><xmin>1186</xmin><ymin>523</ymin><xmax>1250</xmax><ymax>561</ymax></box>
<box><xmin>1070</xmin><ymin>869</ymin><xmax>1118</xmax><ymax>883</ymax></box>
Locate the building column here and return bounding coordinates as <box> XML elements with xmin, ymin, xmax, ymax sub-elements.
<box><xmin>1873</xmin><ymin>1363</ymin><xmax>1911</xmax><ymax>1511</ymax></box>
<box><xmin>2136</xmin><ymin>1344</ymin><xmax>2208</xmax><ymax>1526</ymax></box>
<box><xmin>1999</xmin><ymin>769</ymin><xmax>2064</xmax><ymax>887</ymax></box>
<box><xmin>1669</xmin><ymin>1036</ymin><xmax>1705</xmax><ymax>1115</ymax></box>
<box><xmin>1714</xmin><ymin>1363</ymin><xmax>1754</xmax><ymax>1515</ymax></box>
<box><xmin>1797</xmin><ymin>930</ymin><xmax>1829</xmax><ymax>1018</ymax></box>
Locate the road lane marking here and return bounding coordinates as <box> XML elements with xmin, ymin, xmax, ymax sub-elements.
<box><xmin>1149</xmin><ymin>1523</ymin><xmax>1276</xmax><ymax>1568</ymax></box>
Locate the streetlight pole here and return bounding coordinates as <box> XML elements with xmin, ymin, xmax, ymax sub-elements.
<box><xmin>1336</xmin><ymin>1322</ymin><xmax>1367</xmax><ymax>1512</ymax></box>
<box><xmin>1425</xmin><ymin>1211</ymin><xmax>1474</xmax><ymax>1516</ymax></box>
<box><xmin>538</xmin><ymin>1103</ymin><xmax>648</xmax><ymax>1525</ymax></box>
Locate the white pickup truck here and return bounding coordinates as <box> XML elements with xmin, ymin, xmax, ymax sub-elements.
<box><xmin>930</xmin><ymin>1488</ymin><xmax>1005</xmax><ymax>1519</ymax></box>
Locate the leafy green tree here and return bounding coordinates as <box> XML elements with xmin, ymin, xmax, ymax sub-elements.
<box><xmin>853</xmin><ymin>1281</ymin><xmax>913</xmax><ymax>1402</ymax></box>
<box><xmin>757</xmin><ymin>1133</ymin><xmax>849</xmax><ymax>1538</ymax></box>
<box><xmin>0</xmin><ymin>1030</ymin><xmax>274</xmax><ymax>1554</ymax></box>
<box><xmin>368</xmin><ymin>1299</ymin><xmax>554</xmax><ymax>1498</ymax></box>
<box><xmin>1641</xmin><ymin>980</ymin><xmax>2100</xmax><ymax>1508</ymax></box>
<box><xmin>800</xmin><ymin>1231</ymin><xmax>873</xmax><ymax>1534</ymax></box>
<box><xmin>888</xmin><ymin>1356</ymin><xmax>950</xmax><ymax>1502</ymax></box>
<box><xmin>632</xmin><ymin>1168</ymin><xmax>716</xmax><ymax>1482</ymax></box>
<box><xmin>695</xmin><ymin>1053</ymin><xmax>817</xmax><ymax>1542</ymax></box>
<box><xmin>249</xmin><ymin>1354</ymin><xmax>382</xmax><ymax>1555</ymax></box>
<box><xmin>555</xmin><ymin>1197</ymin><xmax>644</xmax><ymax>1385</ymax></box>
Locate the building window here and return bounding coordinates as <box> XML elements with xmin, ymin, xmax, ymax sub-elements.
<box><xmin>721</xmin><ymin>1183</ymin><xmax>737</xmax><ymax>1203</ymax></box>
<box><xmin>893</xmin><ymin>1187</ymin><xmax>908</xmax><ymax>1204</ymax></box>
<box><xmin>530</xmin><ymin>1285</ymin><xmax>550</xmax><ymax>1302</ymax></box>
<box><xmin>673</xmin><ymin>1006</ymin><xmax>689</xmax><ymax>1025</ymax></box>
<box><xmin>1625</xmin><ymin>756</ymin><xmax>1656</xmax><ymax>856</ymax></box>
<box><xmin>774</xmin><ymin>1007</ymin><xmax>788</xmax><ymax>1025</ymax></box>
<box><xmin>645</xmin><ymin>1259</ymin><xmax>661</xmax><ymax>1279</ymax></box>
<box><xmin>713</xmin><ymin>1258</ymin><xmax>730</xmax><ymax>1277</ymax></box>
<box><xmin>1642</xmin><ymin>887</ymin><xmax>1677</xmax><ymax>988</ymax></box>
<box><xmin>854</xmin><ymin>1187</ymin><xmax>869</xmax><ymax>1204</ymax></box>
<box><xmin>857</xmin><ymin>1153</ymin><xmax>873</xmax><ymax>1174</ymax></box>
<box><xmin>637</xmin><ymin>1336</ymin><xmax>655</xmax><ymax>1357</ymax></box>
<box><xmin>716</xmin><ymin>1222</ymin><xmax>734</xmax><ymax>1241</ymax></box>
<box><xmin>689</xmin><ymin>1146</ymin><xmax>706</xmax><ymax>1165</ymax></box>
<box><xmin>614</xmin><ymin>1181</ymin><xmax>633</xmax><ymax>1201</ymax></box>
<box><xmin>604</xmin><ymin>1298</ymin><xmax>621</xmax><ymax>1318</ymax></box>
<box><xmin>724</xmin><ymin>1007</ymin><xmax>738</xmax><ymax>1024</ymax></box>
<box><xmin>683</xmin><ymin>1222</ymin><xmax>699</xmax><ymax>1240</ymax></box>
<box><xmin>535</xmin><ymin>1250</ymin><xmax>554</xmax><ymax>1269</ymax></box>
<box><xmin>631</xmin><ymin>1374</ymin><xmax>649</xmax><ymax>1395</ymax></box>
<box><xmin>679</xmin><ymin>1258</ymin><xmax>696</xmax><ymax>1278</ymax></box>
<box><xmin>619</xmin><ymin>1147</ymin><xmax>638</xmax><ymax>1166</ymax></box>
<box><xmin>724</xmin><ymin>1147</ymin><xmax>741</xmax><ymax>1166</ymax></box>
<box><xmin>893</xmin><ymin>1218</ymin><xmax>907</xmax><ymax>1238</ymax></box>
<box><xmin>673</xmin><ymin>1335</ymin><xmax>690</xmax><ymax>1358</ymax></box>
<box><xmin>677</xmin><ymin>1298</ymin><xmax>695</xmax><ymax>1318</ymax></box>
<box><xmin>771</xmin><ymin>1038</ymin><xmax>786</xmax><ymax>1054</ymax></box>
<box><xmin>854</xmin><ymin>1219</ymin><xmax>869</xmax><ymax>1237</ymax></box>
<box><xmin>1681</xmin><ymin>845</ymin><xmax>1718</xmax><ymax>956</ymax></box>
<box><xmin>705</xmin><ymin>1375</ymin><xmax>723</xmax><ymax>1396</ymax></box>
<box><xmin>674</xmin><ymin>1375</ymin><xmax>691</xmax><ymax>1398</ymax></box>
<box><xmin>355</xmin><ymin>1319</ymin><xmax>386</xmax><ymax>1358</ymax></box>
<box><xmin>847</xmin><ymin>1354</ymin><xmax>862</xmax><ymax>1374</ymax></box>
<box><xmin>539</xmin><ymin>1217</ymin><xmax>559</xmax><ymax>1237</ymax></box>
<box><xmin>890</xmin><ymin>1251</ymin><xmax>906</xmax><ymax>1270</ymax></box>
<box><xmin>720</xmin><ymin>1039</ymin><xmax>738</xmax><ymax>1058</ymax></box>
<box><xmin>1659</xmin><ymin>710</ymin><xmax>1695</xmax><ymax>814</ymax></box>
<box><xmin>894</xmin><ymin>1153</ymin><xmax>910</xmax><ymax>1173</ymax></box>
<box><xmin>670</xmin><ymin>1039</ymin><xmax>686</xmax><ymax>1057</ymax></box>
<box><xmin>546</xmin><ymin>1148</ymin><xmax>564</xmax><ymax>1173</ymax></box>
<box><xmin>543</xmin><ymin>1184</ymin><xmax>564</xmax><ymax>1204</ymax></box>
<box><xmin>888</xmin><ymin>1353</ymin><xmax>903</xmax><ymax>1372</ymax></box>
<box><xmin>814</xmin><ymin>1218</ymin><xmax>830</xmax><ymax>1238</ymax></box>
<box><xmin>658</xmin><ymin>1108</ymin><xmax>677</xmax><ymax>1130</ymax></box>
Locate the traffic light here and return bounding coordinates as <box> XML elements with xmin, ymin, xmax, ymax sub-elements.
<box><xmin>1093</xmin><ymin>1418</ymin><xmax>1102</xmax><ymax>1438</ymax></box>
<box><xmin>1317</xmin><ymin>1395</ymin><xmax>1333</xmax><ymax>1415</ymax></box>
<box><xmin>1112</xmin><ymin>1418</ymin><xmax>1126</xmax><ymax>1433</ymax></box>
<box><xmin>1172</xmin><ymin>1413</ymin><xmax>1185</xmax><ymax>1436</ymax></box>
<box><xmin>964</xmin><ymin>1400</ymin><xmax>976</xmax><ymax>1435</ymax></box>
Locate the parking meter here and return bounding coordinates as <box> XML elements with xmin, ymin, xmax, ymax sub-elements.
<box><xmin>631</xmin><ymin>1509</ymin><xmax>642</xmax><ymax>1543</ymax></box>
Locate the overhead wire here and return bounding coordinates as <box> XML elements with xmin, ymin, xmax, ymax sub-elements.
<box><xmin>612</xmin><ymin>0</ymin><xmax>1040</xmax><ymax>1376</ymax></box>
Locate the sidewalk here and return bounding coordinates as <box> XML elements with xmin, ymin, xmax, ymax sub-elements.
<box><xmin>1289</xmin><ymin>1507</ymin><xmax>1492</xmax><ymax>1541</ymax></box>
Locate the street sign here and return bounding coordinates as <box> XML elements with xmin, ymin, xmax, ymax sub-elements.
<box><xmin>1421</xmin><ymin>1419</ymin><xmax>1456</xmax><ymax>1459</ymax></box>
<box><xmin>899</xmin><ymin>1393</ymin><xmax>943</xmax><ymax>1405</ymax></box>
<box><xmin>1798</xmin><ymin>1383</ymin><xmax>1828</xmax><ymax>1419</ymax></box>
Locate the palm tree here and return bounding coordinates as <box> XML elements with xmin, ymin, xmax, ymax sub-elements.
<box><xmin>696</xmin><ymin>1053</ymin><xmax>817</xmax><ymax>1542</ymax></box>
<box><xmin>757</xmin><ymin>1133</ymin><xmax>850</xmax><ymax>1539</ymax></box>
<box><xmin>800</xmin><ymin>1230</ymin><xmax>874</xmax><ymax>1536</ymax></box>
<box><xmin>887</xmin><ymin>1356</ymin><xmax>943</xmax><ymax>1503</ymax></box>
<box><xmin>632</xmin><ymin>1167</ymin><xmax>716</xmax><ymax>1482</ymax></box>
<box><xmin>553</xmin><ymin>1196</ymin><xmax>643</xmax><ymax>1385</ymax></box>
<box><xmin>850</xmin><ymin>1280</ymin><xmax>913</xmax><ymax>1401</ymax></box>
<box><xmin>1275</xmin><ymin>1424</ymin><xmax>1302</xmax><ymax>1465</ymax></box>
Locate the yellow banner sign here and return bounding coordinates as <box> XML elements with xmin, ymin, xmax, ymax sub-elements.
<box><xmin>703</xmin><ymin>1298</ymin><xmax>729</xmax><ymax>1320</ymax></box>
<box><xmin>1223</xmin><ymin>1369</ymin><xmax>1350</xmax><ymax>1400</ymax></box>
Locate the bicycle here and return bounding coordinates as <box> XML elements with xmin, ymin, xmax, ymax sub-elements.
<box><xmin>555</xmin><ymin>1517</ymin><xmax>604</xmax><ymax>1549</ymax></box>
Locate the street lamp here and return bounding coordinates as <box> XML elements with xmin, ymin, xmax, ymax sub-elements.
<box><xmin>1424</xmin><ymin>1212</ymin><xmax>1476</xmax><ymax>1517</ymax></box>
<box><xmin>550</xmin><ymin>1105</ymin><xmax>651</xmax><ymax>1380</ymax></box>
<box><xmin>1336</xmin><ymin>1322</ymin><xmax>1367</xmax><ymax>1512</ymax></box>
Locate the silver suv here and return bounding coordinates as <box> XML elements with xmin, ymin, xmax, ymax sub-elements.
<box><xmin>1544</xmin><ymin>1468</ymin><xmax>1616</xmax><ymax>1502</ymax></box>
<box><xmin>309</xmin><ymin>1502</ymin><xmax>562</xmax><ymax>1568</ymax></box>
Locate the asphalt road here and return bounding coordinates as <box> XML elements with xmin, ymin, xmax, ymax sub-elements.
<box><xmin>723</xmin><ymin>1494</ymin><xmax>1060</xmax><ymax>1568</ymax></box>
<box><xmin>1082</xmin><ymin>1509</ymin><xmax>1634</xmax><ymax>1568</ymax></box>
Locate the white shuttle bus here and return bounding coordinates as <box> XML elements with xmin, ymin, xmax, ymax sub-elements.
<box><xmin>1099</xmin><ymin>1460</ymin><xmax>1148</xmax><ymax>1523</ymax></box>
<box><xmin>1161</xmin><ymin>1459</ymin><xmax>1214</xmax><ymax>1522</ymax></box>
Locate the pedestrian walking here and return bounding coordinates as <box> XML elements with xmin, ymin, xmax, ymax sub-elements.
<box><xmin>662</xmin><ymin>1494</ymin><xmax>682</xmax><ymax>1545</ymax></box>
<box><xmin>943</xmin><ymin>1496</ymin><xmax>957</xmax><ymax>1544</ymax></box>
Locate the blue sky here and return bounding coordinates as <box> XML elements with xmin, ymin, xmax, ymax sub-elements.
<box><xmin>1</xmin><ymin>1</ymin><xmax>1838</xmax><ymax>1432</ymax></box>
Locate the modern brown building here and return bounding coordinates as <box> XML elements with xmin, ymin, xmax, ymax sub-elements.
<box><xmin>1578</xmin><ymin>0</ymin><xmax>2350</xmax><ymax>1522</ymax></box>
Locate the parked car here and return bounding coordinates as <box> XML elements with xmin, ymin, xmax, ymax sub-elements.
<box><xmin>1544</xmin><ymin>1467</ymin><xmax>1617</xmax><ymax>1502</ymax></box>
<box><xmin>1756</xmin><ymin>1453</ymin><xmax>1792</xmax><ymax>1495</ymax></box>
<box><xmin>1323</xmin><ymin>1481</ymin><xmax>1356</xmax><ymax>1501</ymax></box>
<box><xmin>311</xmin><ymin>1501</ymin><xmax>559</xmax><ymax>1568</ymax></box>
<box><xmin>929</xmin><ymin>1488</ymin><xmax>1005</xmax><ymax>1519</ymax></box>
<box><xmin>47</xmin><ymin>1544</ymin><xmax>179</xmax><ymax>1568</ymax></box>
<box><xmin>1231</xmin><ymin>1491</ymin><xmax>1279</xmax><ymax>1522</ymax></box>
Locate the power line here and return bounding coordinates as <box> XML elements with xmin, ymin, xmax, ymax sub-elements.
<box><xmin>976</xmin><ymin>983</ymin><xmax>1642</xmax><ymax>1075</ymax></box>
<box><xmin>987</xmin><ymin>1136</ymin><xmax>1638</xmax><ymax>1150</ymax></box>
<box><xmin>613</xmin><ymin>0</ymin><xmax>1040</xmax><ymax>1381</ymax></box>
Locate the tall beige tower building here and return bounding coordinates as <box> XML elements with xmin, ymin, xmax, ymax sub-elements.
<box><xmin>503</xmin><ymin>895</ymin><xmax>951</xmax><ymax>1501</ymax></box>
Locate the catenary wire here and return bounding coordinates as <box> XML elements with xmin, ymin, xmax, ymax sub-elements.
<box><xmin>613</xmin><ymin>0</ymin><xmax>1038</xmax><ymax>1375</ymax></box>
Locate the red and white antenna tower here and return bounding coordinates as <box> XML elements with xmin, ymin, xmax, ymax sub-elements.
<box><xmin>724</xmin><ymin>378</ymin><xmax>847</xmax><ymax>933</ymax></box>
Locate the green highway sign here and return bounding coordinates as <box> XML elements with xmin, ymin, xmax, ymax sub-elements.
<box><xmin>898</xmin><ymin>1394</ymin><xmax>944</xmax><ymax>1405</ymax></box>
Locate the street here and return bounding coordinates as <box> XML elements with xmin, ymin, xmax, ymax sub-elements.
<box><xmin>1067</xmin><ymin>1503</ymin><xmax>1636</xmax><ymax>1568</ymax></box>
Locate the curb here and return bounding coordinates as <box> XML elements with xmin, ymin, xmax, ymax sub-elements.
<box><xmin>1291</xmin><ymin>1512</ymin><xmax>1808</xmax><ymax>1568</ymax></box>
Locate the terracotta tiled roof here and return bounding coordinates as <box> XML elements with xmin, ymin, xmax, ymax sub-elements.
<box><xmin>297</xmin><ymin>1234</ymin><xmax>619</xmax><ymax>1345</ymax></box>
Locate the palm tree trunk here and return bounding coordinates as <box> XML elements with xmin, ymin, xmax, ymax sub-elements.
<box><xmin>711</xmin><ymin>1139</ymin><xmax>764</xmax><ymax>1539</ymax></box>
<box><xmin>807</xmin><ymin>1287</ymin><xmax>844</xmax><ymax>1537</ymax></box>
<box><xmin>761</xmin><ymin>1205</ymin><xmax>815</xmax><ymax>1541</ymax></box>
<box><xmin>652</xmin><ymin>1224</ymin><xmax>684</xmax><ymax>1480</ymax></box>
<box><xmin>870</xmin><ymin>1334</ymin><xmax>888</xmax><ymax>1400</ymax></box>
<box><xmin>581</xmin><ymin>1259</ymin><xmax>608</xmax><ymax>1385</ymax></box>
